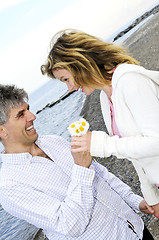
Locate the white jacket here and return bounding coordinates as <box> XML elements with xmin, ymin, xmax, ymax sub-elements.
<box><xmin>91</xmin><ymin>63</ymin><xmax>159</xmax><ymax>205</ymax></box>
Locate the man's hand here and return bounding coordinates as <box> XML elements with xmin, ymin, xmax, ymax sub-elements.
<box><xmin>71</xmin><ymin>147</ymin><xmax>92</xmax><ymax>168</ymax></box>
<box><xmin>71</xmin><ymin>132</ymin><xmax>92</xmax><ymax>153</ymax></box>
<box><xmin>139</xmin><ymin>200</ymin><xmax>154</xmax><ymax>215</ymax></box>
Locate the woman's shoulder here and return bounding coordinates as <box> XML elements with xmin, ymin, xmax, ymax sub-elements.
<box><xmin>113</xmin><ymin>64</ymin><xmax>143</xmax><ymax>81</ymax></box>
<box><xmin>113</xmin><ymin>63</ymin><xmax>159</xmax><ymax>86</ymax></box>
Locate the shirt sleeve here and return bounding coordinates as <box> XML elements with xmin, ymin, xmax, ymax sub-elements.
<box><xmin>0</xmin><ymin>164</ymin><xmax>95</xmax><ymax>238</ymax></box>
<box><xmin>93</xmin><ymin>161</ymin><xmax>143</xmax><ymax>212</ymax></box>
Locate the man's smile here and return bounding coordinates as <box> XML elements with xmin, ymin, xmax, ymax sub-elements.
<box><xmin>26</xmin><ymin>125</ymin><xmax>35</xmax><ymax>131</ymax></box>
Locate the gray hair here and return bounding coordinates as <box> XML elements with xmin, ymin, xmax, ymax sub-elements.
<box><xmin>0</xmin><ymin>85</ymin><xmax>28</xmax><ymax>125</ymax></box>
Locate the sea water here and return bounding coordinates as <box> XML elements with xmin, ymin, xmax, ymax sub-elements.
<box><xmin>0</xmin><ymin>79</ymin><xmax>86</xmax><ymax>240</ymax></box>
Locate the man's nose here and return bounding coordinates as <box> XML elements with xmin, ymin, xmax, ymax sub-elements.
<box><xmin>27</xmin><ymin>110</ymin><xmax>36</xmax><ymax>121</ymax></box>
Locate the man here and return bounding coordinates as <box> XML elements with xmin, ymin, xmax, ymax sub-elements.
<box><xmin>0</xmin><ymin>85</ymin><xmax>154</xmax><ymax>240</ymax></box>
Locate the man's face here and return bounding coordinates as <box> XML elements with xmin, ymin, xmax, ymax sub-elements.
<box><xmin>3</xmin><ymin>102</ymin><xmax>38</xmax><ymax>147</ymax></box>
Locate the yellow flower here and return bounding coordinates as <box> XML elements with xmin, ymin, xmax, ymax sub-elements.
<box><xmin>79</xmin><ymin>126</ymin><xmax>84</xmax><ymax>131</ymax></box>
<box><xmin>68</xmin><ymin>118</ymin><xmax>89</xmax><ymax>136</ymax></box>
<box><xmin>81</xmin><ymin>121</ymin><xmax>86</xmax><ymax>126</ymax></box>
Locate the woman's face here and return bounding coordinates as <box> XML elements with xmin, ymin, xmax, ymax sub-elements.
<box><xmin>53</xmin><ymin>68</ymin><xmax>95</xmax><ymax>95</ymax></box>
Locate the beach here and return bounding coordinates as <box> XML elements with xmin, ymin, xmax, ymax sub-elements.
<box><xmin>33</xmin><ymin>8</ymin><xmax>159</xmax><ymax>240</ymax></box>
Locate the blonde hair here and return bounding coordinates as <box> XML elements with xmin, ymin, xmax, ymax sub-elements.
<box><xmin>41</xmin><ymin>29</ymin><xmax>139</xmax><ymax>87</ymax></box>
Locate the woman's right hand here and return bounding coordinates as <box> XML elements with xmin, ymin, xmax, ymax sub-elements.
<box><xmin>71</xmin><ymin>132</ymin><xmax>92</xmax><ymax>153</ymax></box>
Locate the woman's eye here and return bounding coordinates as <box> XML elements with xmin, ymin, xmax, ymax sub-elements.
<box><xmin>64</xmin><ymin>78</ymin><xmax>68</xmax><ymax>82</ymax></box>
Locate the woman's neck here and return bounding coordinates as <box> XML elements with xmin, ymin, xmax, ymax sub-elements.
<box><xmin>102</xmin><ymin>85</ymin><xmax>112</xmax><ymax>100</ymax></box>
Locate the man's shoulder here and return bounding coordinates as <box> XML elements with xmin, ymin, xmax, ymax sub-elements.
<box><xmin>38</xmin><ymin>134</ymin><xmax>63</xmax><ymax>141</ymax></box>
<box><xmin>37</xmin><ymin>135</ymin><xmax>72</xmax><ymax>165</ymax></box>
<box><xmin>37</xmin><ymin>135</ymin><xmax>70</xmax><ymax>150</ymax></box>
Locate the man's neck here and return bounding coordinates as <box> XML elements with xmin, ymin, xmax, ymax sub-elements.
<box><xmin>4</xmin><ymin>142</ymin><xmax>52</xmax><ymax>161</ymax></box>
<box><xmin>4</xmin><ymin>142</ymin><xmax>38</xmax><ymax>155</ymax></box>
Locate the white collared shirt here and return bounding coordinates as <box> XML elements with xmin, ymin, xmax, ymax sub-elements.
<box><xmin>0</xmin><ymin>135</ymin><xmax>144</xmax><ymax>239</ymax></box>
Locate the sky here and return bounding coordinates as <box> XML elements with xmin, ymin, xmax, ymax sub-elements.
<box><xmin>0</xmin><ymin>0</ymin><xmax>159</xmax><ymax>94</ymax></box>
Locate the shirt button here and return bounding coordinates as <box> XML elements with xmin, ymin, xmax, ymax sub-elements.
<box><xmin>88</xmin><ymin>175</ymin><xmax>92</xmax><ymax>178</ymax></box>
<box><xmin>26</xmin><ymin>154</ymin><xmax>31</xmax><ymax>163</ymax></box>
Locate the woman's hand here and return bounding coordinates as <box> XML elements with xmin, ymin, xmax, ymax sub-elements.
<box><xmin>71</xmin><ymin>132</ymin><xmax>92</xmax><ymax>153</ymax></box>
<box><xmin>151</xmin><ymin>203</ymin><xmax>159</xmax><ymax>218</ymax></box>
<box><xmin>139</xmin><ymin>200</ymin><xmax>154</xmax><ymax>214</ymax></box>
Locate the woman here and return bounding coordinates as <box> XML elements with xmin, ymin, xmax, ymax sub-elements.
<box><xmin>41</xmin><ymin>29</ymin><xmax>159</xmax><ymax>217</ymax></box>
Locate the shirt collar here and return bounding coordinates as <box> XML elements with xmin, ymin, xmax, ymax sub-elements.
<box><xmin>0</xmin><ymin>137</ymin><xmax>45</xmax><ymax>164</ymax></box>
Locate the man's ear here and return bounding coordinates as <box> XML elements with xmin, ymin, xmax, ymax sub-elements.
<box><xmin>0</xmin><ymin>126</ymin><xmax>8</xmax><ymax>139</ymax></box>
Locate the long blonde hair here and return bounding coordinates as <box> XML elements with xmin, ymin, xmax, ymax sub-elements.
<box><xmin>41</xmin><ymin>29</ymin><xmax>139</xmax><ymax>87</ymax></box>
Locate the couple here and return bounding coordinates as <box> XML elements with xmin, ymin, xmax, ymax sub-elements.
<box><xmin>0</xmin><ymin>84</ymin><xmax>155</xmax><ymax>240</ymax></box>
<box><xmin>41</xmin><ymin>29</ymin><xmax>159</xmax><ymax>215</ymax></box>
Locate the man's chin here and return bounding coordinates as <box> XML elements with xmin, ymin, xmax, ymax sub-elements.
<box><xmin>33</xmin><ymin>133</ymin><xmax>38</xmax><ymax>141</ymax></box>
<box><xmin>27</xmin><ymin>132</ymin><xmax>38</xmax><ymax>143</ymax></box>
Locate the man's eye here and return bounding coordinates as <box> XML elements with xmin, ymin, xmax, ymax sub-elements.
<box><xmin>18</xmin><ymin>113</ymin><xmax>24</xmax><ymax>118</ymax></box>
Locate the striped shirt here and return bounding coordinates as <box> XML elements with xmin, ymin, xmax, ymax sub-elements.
<box><xmin>0</xmin><ymin>135</ymin><xmax>144</xmax><ymax>240</ymax></box>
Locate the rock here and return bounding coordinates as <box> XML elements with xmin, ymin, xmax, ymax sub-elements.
<box><xmin>113</xmin><ymin>4</ymin><xmax>159</xmax><ymax>42</ymax></box>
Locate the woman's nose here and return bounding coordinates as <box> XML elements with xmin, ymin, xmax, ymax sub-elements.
<box><xmin>67</xmin><ymin>83</ymin><xmax>77</xmax><ymax>92</ymax></box>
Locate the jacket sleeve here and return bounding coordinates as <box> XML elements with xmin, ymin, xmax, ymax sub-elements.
<box><xmin>90</xmin><ymin>72</ymin><xmax>159</xmax><ymax>205</ymax></box>
<box><xmin>92</xmin><ymin>73</ymin><xmax>159</xmax><ymax>160</ymax></box>
<box><xmin>133</xmin><ymin>160</ymin><xmax>159</xmax><ymax>206</ymax></box>
<box><xmin>91</xmin><ymin>130</ymin><xmax>159</xmax><ymax>205</ymax></box>
<box><xmin>0</xmin><ymin>164</ymin><xmax>95</xmax><ymax>237</ymax></box>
